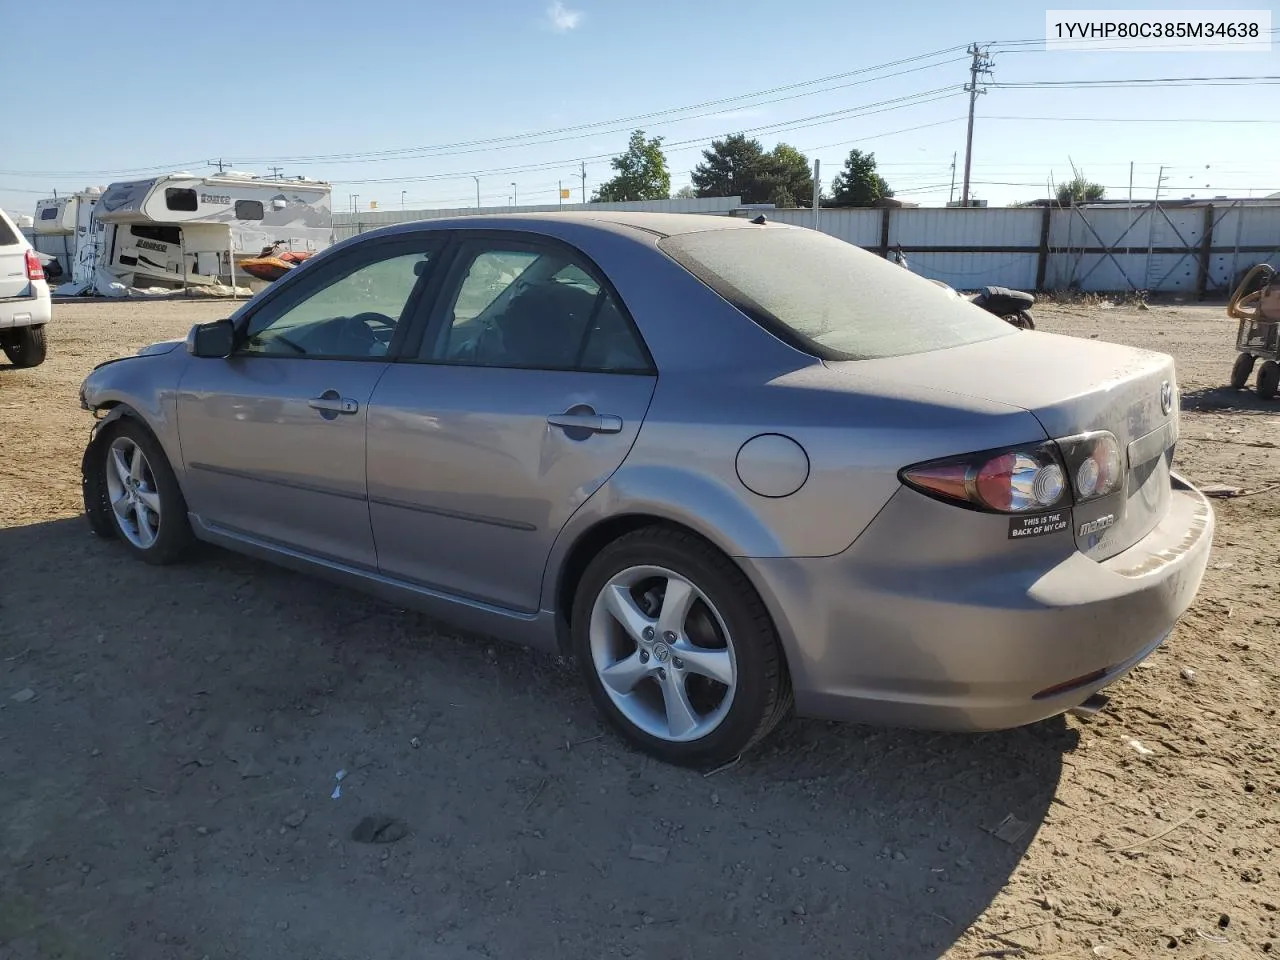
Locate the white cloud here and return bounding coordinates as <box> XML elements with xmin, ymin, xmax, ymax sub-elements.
<box><xmin>547</xmin><ymin>1</ymin><xmax>582</xmax><ymax>32</ymax></box>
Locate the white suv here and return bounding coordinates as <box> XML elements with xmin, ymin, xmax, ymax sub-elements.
<box><xmin>0</xmin><ymin>207</ymin><xmax>51</xmax><ymax>368</ymax></box>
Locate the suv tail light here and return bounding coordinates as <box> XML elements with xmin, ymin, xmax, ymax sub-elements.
<box><xmin>901</xmin><ymin>443</ymin><xmax>1067</xmax><ymax>514</ymax></box>
<box><xmin>25</xmin><ymin>249</ymin><xmax>45</xmax><ymax>281</ymax></box>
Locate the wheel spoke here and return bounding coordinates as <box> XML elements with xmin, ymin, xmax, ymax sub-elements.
<box><xmin>110</xmin><ymin>447</ymin><xmax>132</xmax><ymax>487</ymax></box>
<box><xmin>603</xmin><ymin>584</ymin><xmax>653</xmax><ymax>646</ymax></box>
<box><xmin>136</xmin><ymin>488</ymin><xmax>162</xmax><ymax>515</ymax></box>
<box><xmin>656</xmin><ymin>577</ymin><xmax>696</xmax><ymax>638</ymax></box>
<box><xmin>600</xmin><ymin>651</ymin><xmax>651</xmax><ymax>695</ymax></box>
<box><xmin>675</xmin><ymin>643</ymin><xmax>734</xmax><ymax>686</ymax></box>
<box><xmin>660</xmin><ymin>673</ymin><xmax>699</xmax><ymax>739</ymax></box>
<box><xmin>110</xmin><ymin>492</ymin><xmax>131</xmax><ymax>521</ymax></box>
<box><xmin>135</xmin><ymin>503</ymin><xmax>157</xmax><ymax>547</ymax></box>
<box><xmin>130</xmin><ymin>445</ymin><xmax>146</xmax><ymax>481</ymax></box>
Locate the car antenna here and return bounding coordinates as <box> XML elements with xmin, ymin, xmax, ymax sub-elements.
<box><xmin>750</xmin><ymin>214</ymin><xmax>768</xmax><ymax>225</ymax></box>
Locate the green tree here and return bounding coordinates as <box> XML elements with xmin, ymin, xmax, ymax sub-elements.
<box><xmin>757</xmin><ymin>143</ymin><xmax>813</xmax><ymax>207</ymax></box>
<box><xmin>692</xmin><ymin>135</ymin><xmax>813</xmax><ymax>206</ymax></box>
<box><xmin>1055</xmin><ymin>172</ymin><xmax>1106</xmax><ymax>206</ymax></box>
<box><xmin>691</xmin><ymin>134</ymin><xmax>766</xmax><ymax>200</ymax></box>
<box><xmin>592</xmin><ymin>129</ymin><xmax>671</xmax><ymax>202</ymax></box>
<box><xmin>672</xmin><ymin>185</ymin><xmax>697</xmax><ymax>199</ymax></box>
<box><xmin>828</xmin><ymin>149</ymin><xmax>892</xmax><ymax>206</ymax></box>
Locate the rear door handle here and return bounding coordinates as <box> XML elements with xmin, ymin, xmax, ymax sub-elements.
<box><xmin>308</xmin><ymin>396</ymin><xmax>359</xmax><ymax>415</ymax></box>
<box><xmin>546</xmin><ymin>412</ymin><xmax>623</xmax><ymax>434</ymax></box>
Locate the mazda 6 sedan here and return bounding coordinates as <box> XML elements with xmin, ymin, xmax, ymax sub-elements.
<box><xmin>78</xmin><ymin>212</ymin><xmax>1214</xmax><ymax>766</ymax></box>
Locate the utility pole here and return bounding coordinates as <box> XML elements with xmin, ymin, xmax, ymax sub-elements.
<box><xmin>473</xmin><ymin>176</ymin><xmax>481</xmax><ymax>209</ymax></box>
<box><xmin>949</xmin><ymin>152</ymin><xmax>957</xmax><ymax>205</ymax></box>
<box><xmin>268</xmin><ymin>166</ymin><xmax>284</xmax><ymax>179</ymax></box>
<box><xmin>401</xmin><ymin>190</ymin><xmax>407</xmax><ymax>211</ymax></box>
<box><xmin>349</xmin><ymin>194</ymin><xmax>359</xmax><ymax>213</ymax></box>
<box><xmin>811</xmin><ymin>159</ymin><xmax>820</xmax><ymax>230</ymax></box>
<box><xmin>559</xmin><ymin>180</ymin><xmax>563</xmax><ymax>209</ymax></box>
<box><xmin>960</xmin><ymin>44</ymin><xmax>992</xmax><ymax>207</ymax></box>
<box><xmin>580</xmin><ymin>161</ymin><xmax>587</xmax><ymax>203</ymax></box>
<box><xmin>209</xmin><ymin>158</ymin><xmax>228</xmax><ymax>174</ymax></box>
<box><xmin>511</xmin><ymin>182</ymin><xmax>517</xmax><ymax>208</ymax></box>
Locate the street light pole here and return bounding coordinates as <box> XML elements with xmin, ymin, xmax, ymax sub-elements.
<box><xmin>474</xmin><ymin>177</ymin><xmax>481</xmax><ymax>209</ymax></box>
<box><xmin>400</xmin><ymin>190</ymin><xmax>406</xmax><ymax>211</ymax></box>
<box><xmin>511</xmin><ymin>182</ymin><xmax>517</xmax><ymax>208</ymax></box>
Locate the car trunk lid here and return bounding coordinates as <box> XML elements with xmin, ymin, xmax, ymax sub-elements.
<box><xmin>827</xmin><ymin>330</ymin><xmax>1178</xmax><ymax>560</ymax></box>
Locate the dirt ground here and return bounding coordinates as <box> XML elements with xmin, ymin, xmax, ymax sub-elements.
<box><xmin>1</xmin><ymin>297</ymin><xmax>1277</xmax><ymax>960</ymax></box>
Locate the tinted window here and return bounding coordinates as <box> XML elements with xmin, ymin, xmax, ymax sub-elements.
<box><xmin>0</xmin><ymin>215</ymin><xmax>18</xmax><ymax>246</ymax></box>
<box><xmin>165</xmin><ymin>188</ymin><xmax>198</xmax><ymax>212</ymax></box>
<box><xmin>235</xmin><ymin>199</ymin><xmax>264</xmax><ymax>220</ymax></box>
<box><xmin>239</xmin><ymin>248</ymin><xmax>433</xmax><ymax>359</ymax></box>
<box><xmin>131</xmin><ymin>224</ymin><xmax>182</xmax><ymax>245</ymax></box>
<box><xmin>40</xmin><ymin>207</ymin><xmax>58</xmax><ymax>220</ymax></box>
<box><xmin>659</xmin><ymin>227</ymin><xmax>1015</xmax><ymax>360</ymax></box>
<box><xmin>427</xmin><ymin>242</ymin><xmax>650</xmax><ymax>372</ymax></box>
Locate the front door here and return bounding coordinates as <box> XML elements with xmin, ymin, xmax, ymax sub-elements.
<box><xmin>177</xmin><ymin>236</ymin><xmax>441</xmax><ymax>568</ymax></box>
<box><xmin>366</xmin><ymin>234</ymin><xmax>657</xmax><ymax>612</ymax></box>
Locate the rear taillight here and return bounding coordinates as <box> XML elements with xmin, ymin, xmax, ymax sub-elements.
<box><xmin>1054</xmin><ymin>431</ymin><xmax>1122</xmax><ymax>503</ymax></box>
<box><xmin>24</xmin><ymin>249</ymin><xmax>45</xmax><ymax>281</ymax></box>
<box><xmin>901</xmin><ymin>443</ymin><xmax>1067</xmax><ymax>514</ymax></box>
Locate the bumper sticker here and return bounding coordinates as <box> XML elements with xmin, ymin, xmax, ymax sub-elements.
<box><xmin>1009</xmin><ymin>510</ymin><xmax>1070</xmax><ymax>539</ymax></box>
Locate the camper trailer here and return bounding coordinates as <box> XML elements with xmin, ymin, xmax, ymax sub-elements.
<box><xmin>32</xmin><ymin>189</ymin><xmax>102</xmax><ymax>280</ymax></box>
<box><xmin>90</xmin><ymin>172</ymin><xmax>332</xmax><ymax>290</ymax></box>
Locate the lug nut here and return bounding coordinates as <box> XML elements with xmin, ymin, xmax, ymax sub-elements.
<box><xmin>662</xmin><ymin>631</ymin><xmax>677</xmax><ymax>642</ymax></box>
<box><xmin>639</xmin><ymin>650</ymin><xmax>649</xmax><ymax>663</ymax></box>
<box><xmin>672</xmin><ymin>658</ymin><xmax>684</xmax><ymax>669</ymax></box>
<box><xmin>642</xmin><ymin>627</ymin><xmax>654</xmax><ymax>641</ymax></box>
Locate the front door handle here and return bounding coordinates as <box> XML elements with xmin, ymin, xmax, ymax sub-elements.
<box><xmin>308</xmin><ymin>395</ymin><xmax>359</xmax><ymax>415</ymax></box>
<box><xmin>547</xmin><ymin>412</ymin><xmax>623</xmax><ymax>434</ymax></box>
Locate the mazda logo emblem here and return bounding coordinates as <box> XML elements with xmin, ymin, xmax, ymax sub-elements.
<box><xmin>1159</xmin><ymin>381</ymin><xmax>1173</xmax><ymax>416</ymax></box>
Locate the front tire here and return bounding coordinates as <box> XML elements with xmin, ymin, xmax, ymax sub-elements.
<box><xmin>94</xmin><ymin>418</ymin><xmax>193</xmax><ymax>564</ymax></box>
<box><xmin>2</xmin><ymin>325</ymin><xmax>47</xmax><ymax>368</ymax></box>
<box><xmin>1257</xmin><ymin>360</ymin><xmax>1280</xmax><ymax>401</ymax></box>
<box><xmin>571</xmin><ymin>526</ymin><xmax>791</xmax><ymax>767</ymax></box>
<box><xmin>1230</xmin><ymin>352</ymin><xmax>1256</xmax><ymax>390</ymax></box>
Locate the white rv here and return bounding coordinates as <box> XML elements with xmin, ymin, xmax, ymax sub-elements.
<box><xmin>32</xmin><ymin>189</ymin><xmax>102</xmax><ymax>279</ymax></box>
<box><xmin>88</xmin><ymin>172</ymin><xmax>332</xmax><ymax>290</ymax></box>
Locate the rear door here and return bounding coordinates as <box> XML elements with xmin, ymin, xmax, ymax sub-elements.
<box><xmin>366</xmin><ymin>233</ymin><xmax>656</xmax><ymax>612</ymax></box>
<box><xmin>0</xmin><ymin>211</ymin><xmax>32</xmax><ymax>301</ymax></box>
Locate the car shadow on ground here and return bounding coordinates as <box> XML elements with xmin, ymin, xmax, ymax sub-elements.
<box><xmin>0</xmin><ymin>517</ymin><xmax>1070</xmax><ymax>960</ymax></box>
<box><xmin>1181</xmin><ymin>383</ymin><xmax>1280</xmax><ymax>415</ymax></box>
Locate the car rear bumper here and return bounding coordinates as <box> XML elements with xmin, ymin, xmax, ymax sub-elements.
<box><xmin>740</xmin><ymin>472</ymin><xmax>1214</xmax><ymax>731</ymax></box>
<box><xmin>0</xmin><ymin>289</ymin><xmax>52</xmax><ymax>329</ymax></box>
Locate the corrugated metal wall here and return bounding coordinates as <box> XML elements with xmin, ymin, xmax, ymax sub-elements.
<box><xmin>331</xmin><ymin>198</ymin><xmax>1280</xmax><ymax>292</ymax></box>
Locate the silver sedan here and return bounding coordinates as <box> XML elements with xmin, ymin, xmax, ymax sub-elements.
<box><xmin>78</xmin><ymin>213</ymin><xmax>1214</xmax><ymax>766</ymax></box>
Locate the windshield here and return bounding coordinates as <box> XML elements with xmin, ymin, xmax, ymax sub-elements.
<box><xmin>658</xmin><ymin>226</ymin><xmax>1016</xmax><ymax>360</ymax></box>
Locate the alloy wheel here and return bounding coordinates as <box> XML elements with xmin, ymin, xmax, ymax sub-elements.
<box><xmin>588</xmin><ymin>565</ymin><xmax>738</xmax><ymax>743</ymax></box>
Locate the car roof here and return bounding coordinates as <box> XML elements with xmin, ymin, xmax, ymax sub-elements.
<box><xmin>376</xmin><ymin>210</ymin><xmax>772</xmax><ymax>240</ymax></box>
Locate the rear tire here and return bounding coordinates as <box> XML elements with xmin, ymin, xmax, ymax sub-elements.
<box><xmin>571</xmin><ymin>526</ymin><xmax>791</xmax><ymax>768</ymax></box>
<box><xmin>1257</xmin><ymin>360</ymin><xmax>1280</xmax><ymax>401</ymax></box>
<box><xmin>2</xmin><ymin>325</ymin><xmax>47</xmax><ymax>368</ymax></box>
<box><xmin>93</xmin><ymin>418</ymin><xmax>193</xmax><ymax>565</ymax></box>
<box><xmin>1230</xmin><ymin>352</ymin><xmax>1256</xmax><ymax>390</ymax></box>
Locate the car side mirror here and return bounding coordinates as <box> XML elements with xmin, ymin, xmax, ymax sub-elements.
<box><xmin>187</xmin><ymin>319</ymin><xmax>236</xmax><ymax>358</ymax></box>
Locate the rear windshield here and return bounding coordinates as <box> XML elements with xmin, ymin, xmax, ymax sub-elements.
<box><xmin>659</xmin><ymin>226</ymin><xmax>1015</xmax><ymax>360</ymax></box>
<box><xmin>0</xmin><ymin>213</ymin><xmax>19</xmax><ymax>247</ymax></box>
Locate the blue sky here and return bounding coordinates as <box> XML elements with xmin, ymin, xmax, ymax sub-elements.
<box><xmin>2</xmin><ymin>0</ymin><xmax>1277</xmax><ymax>217</ymax></box>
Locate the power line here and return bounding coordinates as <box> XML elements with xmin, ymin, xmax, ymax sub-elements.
<box><xmin>328</xmin><ymin>89</ymin><xmax>965</xmax><ymax>186</ymax></box>
<box><xmin>232</xmin><ymin>47</ymin><xmax>970</xmax><ymax>165</ymax></box>
<box><xmin>990</xmin><ymin>75</ymin><xmax>1280</xmax><ymax>88</ymax></box>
